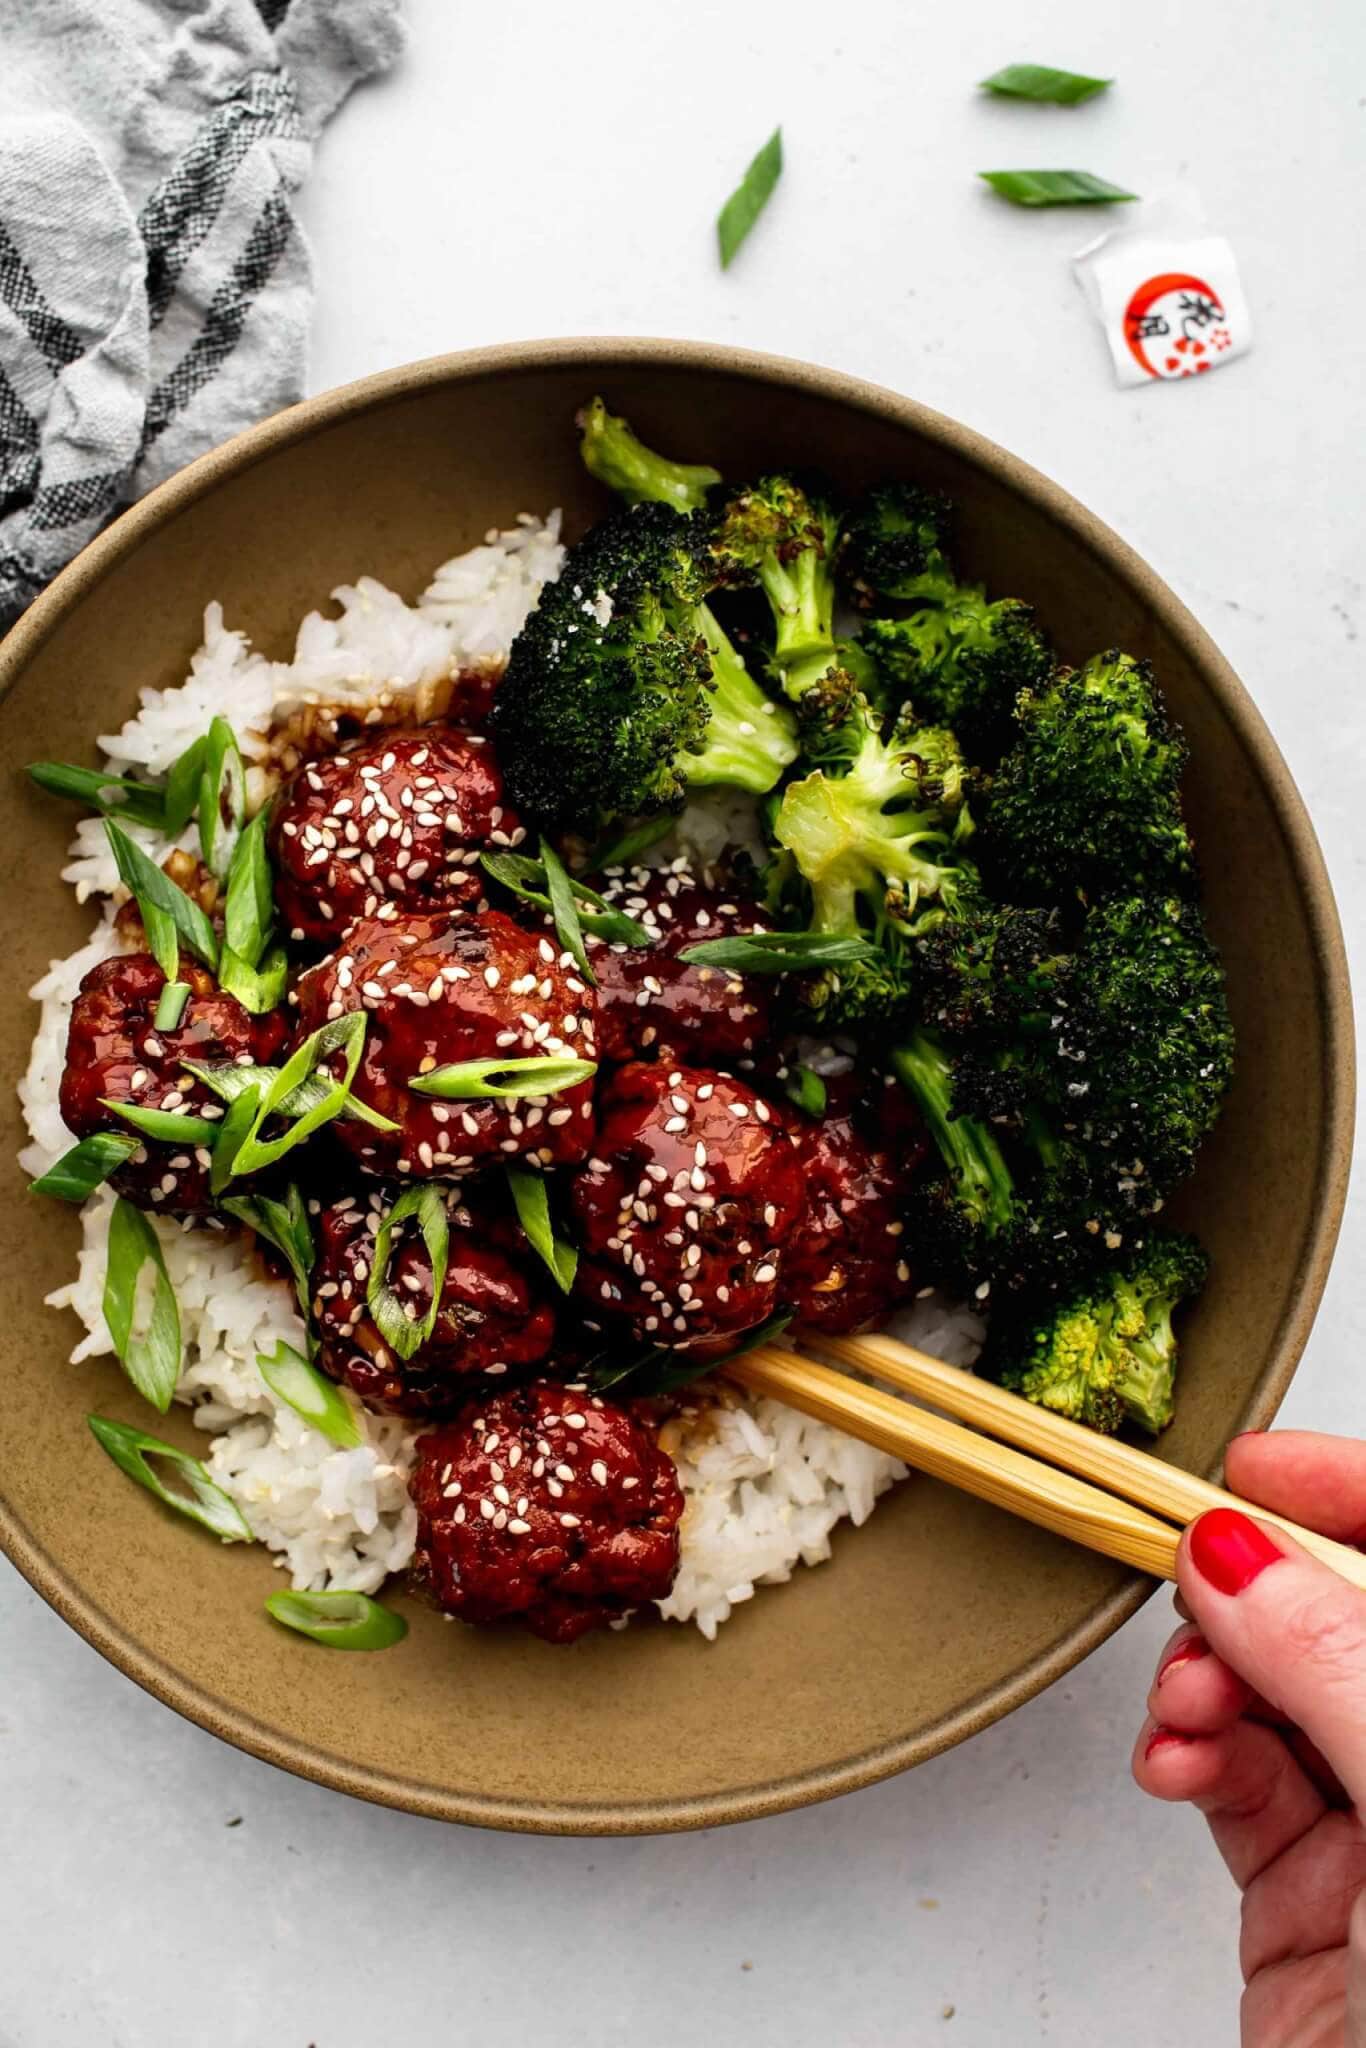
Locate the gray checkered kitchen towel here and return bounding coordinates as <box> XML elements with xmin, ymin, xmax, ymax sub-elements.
<box><xmin>0</xmin><ymin>0</ymin><xmax>404</xmax><ymax>634</ymax></box>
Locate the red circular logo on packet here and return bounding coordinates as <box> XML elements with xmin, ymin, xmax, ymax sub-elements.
<box><xmin>1124</xmin><ymin>272</ymin><xmax>1232</xmax><ymax>379</ymax></box>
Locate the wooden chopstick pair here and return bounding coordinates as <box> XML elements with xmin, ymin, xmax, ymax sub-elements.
<box><xmin>727</xmin><ymin>1329</ymin><xmax>1366</xmax><ymax>1592</ymax></box>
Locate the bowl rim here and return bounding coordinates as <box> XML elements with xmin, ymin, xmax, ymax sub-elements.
<box><xmin>0</xmin><ymin>335</ymin><xmax>1355</xmax><ymax>1835</ymax></box>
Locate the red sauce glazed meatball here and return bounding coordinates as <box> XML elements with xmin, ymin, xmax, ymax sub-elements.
<box><xmin>784</xmin><ymin>1076</ymin><xmax>927</xmax><ymax>1332</ymax></box>
<box><xmin>269</xmin><ymin>728</ymin><xmax>523</xmax><ymax>946</ymax></box>
<box><xmin>411</xmin><ymin>1380</ymin><xmax>684</xmax><ymax>1642</ymax></box>
<box><xmin>310</xmin><ymin>1188</ymin><xmax>556</xmax><ymax>1416</ymax></box>
<box><xmin>292</xmin><ymin>907</ymin><xmax>597</xmax><ymax>1176</ymax></box>
<box><xmin>572</xmin><ymin>1062</ymin><xmax>805</xmax><ymax>1356</ymax></box>
<box><xmin>59</xmin><ymin>953</ymin><xmax>288</xmax><ymax>1215</ymax></box>
<box><xmin>580</xmin><ymin>860</ymin><xmax>774</xmax><ymax>1067</ymax></box>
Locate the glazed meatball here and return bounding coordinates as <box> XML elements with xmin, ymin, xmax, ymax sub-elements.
<box><xmin>292</xmin><ymin>908</ymin><xmax>597</xmax><ymax>1176</ymax></box>
<box><xmin>784</xmin><ymin>1079</ymin><xmax>925</xmax><ymax>1332</ymax></box>
<box><xmin>270</xmin><ymin>728</ymin><xmax>524</xmax><ymax>946</ymax></box>
<box><xmin>411</xmin><ymin>1380</ymin><xmax>684</xmax><ymax>1642</ymax></box>
<box><xmin>310</xmin><ymin>1188</ymin><xmax>557</xmax><ymax>1416</ymax></box>
<box><xmin>572</xmin><ymin>1062</ymin><xmax>805</xmax><ymax>1356</ymax></box>
<box><xmin>581</xmin><ymin>861</ymin><xmax>774</xmax><ymax>1067</ymax></box>
<box><xmin>59</xmin><ymin>953</ymin><xmax>288</xmax><ymax>1215</ymax></box>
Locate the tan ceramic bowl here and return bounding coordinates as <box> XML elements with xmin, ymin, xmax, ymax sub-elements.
<box><xmin>0</xmin><ymin>341</ymin><xmax>1353</xmax><ymax>1834</ymax></box>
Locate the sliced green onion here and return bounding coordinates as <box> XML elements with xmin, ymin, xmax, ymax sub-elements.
<box><xmin>210</xmin><ymin>1012</ymin><xmax>371</xmax><ymax>1184</ymax></box>
<box><xmin>505</xmin><ymin>1165</ymin><xmax>578</xmax><ymax>1293</ymax></box>
<box><xmin>141</xmin><ymin>899</ymin><xmax>181</xmax><ymax>985</ymax></box>
<box><xmin>88</xmin><ymin>1415</ymin><xmax>252</xmax><ymax>1541</ymax></box>
<box><xmin>257</xmin><ymin>1340</ymin><xmax>361</xmax><ymax>1448</ymax></box>
<box><xmin>479</xmin><ymin>851</ymin><xmax>651</xmax><ymax>948</ymax></box>
<box><xmin>209</xmin><ymin>1081</ymin><xmax>263</xmax><ymax>1197</ymax></box>
<box><xmin>264</xmin><ymin>1588</ymin><xmax>407</xmax><ymax>1651</ymax></box>
<box><xmin>184</xmin><ymin>1055</ymin><xmax>397</xmax><ymax>1132</ymax></box>
<box><xmin>409</xmin><ymin>1054</ymin><xmax>597</xmax><ymax>1101</ymax></box>
<box><xmin>978</xmin><ymin>169</ymin><xmax>1137</xmax><ymax>206</ymax></box>
<box><xmin>979</xmin><ymin>63</ymin><xmax>1112</xmax><ymax>104</ymax></box>
<box><xmin>105</xmin><ymin>821</ymin><xmax>218</xmax><ymax>969</ymax></box>
<box><xmin>222</xmin><ymin>808</ymin><xmax>274</xmax><ymax>966</ymax></box>
<box><xmin>589</xmin><ymin>1308</ymin><xmax>795</xmax><ymax>1397</ymax></box>
<box><xmin>541</xmin><ymin>836</ymin><xmax>595</xmax><ymax>984</ymax></box>
<box><xmin>102</xmin><ymin>1196</ymin><xmax>181</xmax><ymax>1411</ymax></box>
<box><xmin>102</xmin><ymin>1098</ymin><xmax>220</xmax><ymax>1147</ymax></box>
<box><xmin>587</xmin><ymin>816</ymin><xmax>676</xmax><ymax>872</ymax></box>
<box><xmin>218</xmin><ymin>941</ymin><xmax>287</xmax><ymax>1015</ymax></box>
<box><xmin>27</xmin><ymin>761</ymin><xmax>167</xmax><ymax>830</ymax></box>
<box><xmin>367</xmin><ymin>1185</ymin><xmax>449</xmax><ymax>1360</ymax></box>
<box><xmin>678</xmin><ymin>932</ymin><xmax>879</xmax><ymax>973</ymax></box>
<box><xmin>785</xmin><ymin>1065</ymin><xmax>828</xmax><ymax>1117</ymax></box>
<box><xmin>717</xmin><ymin>125</ymin><xmax>783</xmax><ymax>270</ymax></box>
<box><xmin>198</xmin><ymin>716</ymin><xmax>246</xmax><ymax>882</ymax></box>
<box><xmin>29</xmin><ymin>1133</ymin><xmax>139</xmax><ymax>1203</ymax></box>
<box><xmin>162</xmin><ymin>735</ymin><xmax>209</xmax><ymax>838</ymax></box>
<box><xmin>222</xmin><ymin>1184</ymin><xmax>316</xmax><ymax>1329</ymax></box>
<box><xmin>153</xmin><ymin>980</ymin><xmax>191</xmax><ymax>1031</ymax></box>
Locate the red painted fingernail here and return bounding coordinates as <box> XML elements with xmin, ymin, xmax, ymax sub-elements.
<box><xmin>1144</xmin><ymin>1725</ymin><xmax>1190</xmax><ymax>1760</ymax></box>
<box><xmin>1156</xmin><ymin>1635</ymin><xmax>1208</xmax><ymax>1686</ymax></box>
<box><xmin>1188</xmin><ymin>1509</ymin><xmax>1283</xmax><ymax>1595</ymax></box>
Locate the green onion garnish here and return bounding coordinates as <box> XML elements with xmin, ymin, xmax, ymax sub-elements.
<box><xmin>541</xmin><ymin>836</ymin><xmax>595</xmax><ymax>985</ymax></box>
<box><xmin>209</xmin><ymin>1081</ymin><xmax>263</xmax><ymax>1197</ymax></box>
<box><xmin>784</xmin><ymin>1065</ymin><xmax>828</xmax><ymax>1117</ymax></box>
<box><xmin>222</xmin><ymin>1185</ymin><xmax>316</xmax><ymax>1334</ymax></box>
<box><xmin>505</xmin><ymin>1165</ymin><xmax>578</xmax><ymax>1293</ymax></box>
<box><xmin>217</xmin><ymin>941</ymin><xmax>287</xmax><ymax>1015</ymax></box>
<box><xmin>102</xmin><ymin>1098</ymin><xmax>219</xmax><ymax>1147</ymax></box>
<box><xmin>153</xmin><ymin>980</ymin><xmax>191</xmax><ymax>1031</ymax></box>
<box><xmin>183</xmin><ymin>1054</ymin><xmax>397</xmax><ymax>1132</ymax></box>
<box><xmin>200</xmin><ymin>1012</ymin><xmax>372</xmax><ymax>1186</ymax></box>
<box><xmin>979</xmin><ymin>64</ymin><xmax>1112</xmax><ymax>104</ymax></box>
<box><xmin>27</xmin><ymin>761</ymin><xmax>167</xmax><ymax>830</ymax></box>
<box><xmin>587</xmin><ymin>816</ymin><xmax>676</xmax><ymax>873</ymax></box>
<box><xmin>978</xmin><ymin>169</ymin><xmax>1137</xmax><ymax>207</ymax></box>
<box><xmin>589</xmin><ymin>1308</ymin><xmax>795</xmax><ymax>1397</ymax></box>
<box><xmin>29</xmin><ymin>1133</ymin><xmax>139</xmax><ymax>1203</ymax></box>
<box><xmin>408</xmin><ymin>1054</ymin><xmax>597</xmax><ymax>1101</ymax></box>
<box><xmin>367</xmin><ymin>1184</ymin><xmax>449</xmax><ymax>1360</ymax></box>
<box><xmin>264</xmin><ymin>1588</ymin><xmax>407</xmax><ymax>1651</ymax></box>
<box><xmin>222</xmin><ymin>808</ymin><xmax>274</xmax><ymax>965</ymax></box>
<box><xmin>198</xmin><ymin>716</ymin><xmax>246</xmax><ymax>882</ymax></box>
<box><xmin>717</xmin><ymin>125</ymin><xmax>783</xmax><ymax>270</ymax></box>
<box><xmin>89</xmin><ymin>1415</ymin><xmax>254</xmax><ymax>1541</ymax></box>
<box><xmin>678</xmin><ymin>932</ymin><xmax>879</xmax><ymax>974</ymax></box>
<box><xmin>105</xmin><ymin>821</ymin><xmax>218</xmax><ymax>969</ymax></box>
<box><xmin>257</xmin><ymin>1340</ymin><xmax>361</xmax><ymax>1448</ymax></box>
<box><xmin>162</xmin><ymin>734</ymin><xmax>210</xmax><ymax>838</ymax></box>
<box><xmin>479</xmin><ymin>851</ymin><xmax>651</xmax><ymax>948</ymax></box>
<box><xmin>102</xmin><ymin>1196</ymin><xmax>182</xmax><ymax>1411</ymax></box>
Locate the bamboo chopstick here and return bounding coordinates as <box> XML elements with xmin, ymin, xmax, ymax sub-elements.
<box><xmin>727</xmin><ymin>1337</ymin><xmax>1366</xmax><ymax>1593</ymax></box>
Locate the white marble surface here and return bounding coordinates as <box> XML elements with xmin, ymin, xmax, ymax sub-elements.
<box><xmin>3</xmin><ymin>2</ymin><xmax>1363</xmax><ymax>2042</ymax></box>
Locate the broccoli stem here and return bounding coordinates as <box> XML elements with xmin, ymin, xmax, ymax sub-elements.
<box><xmin>761</xmin><ymin>547</ymin><xmax>843</xmax><ymax>701</ymax></box>
<box><xmin>891</xmin><ymin>1030</ymin><xmax>1016</xmax><ymax>1234</ymax></box>
<box><xmin>682</xmin><ymin>602</ymin><xmax>799</xmax><ymax>792</ymax></box>
<box><xmin>578</xmin><ymin>397</ymin><xmax>721</xmax><ymax>515</ymax></box>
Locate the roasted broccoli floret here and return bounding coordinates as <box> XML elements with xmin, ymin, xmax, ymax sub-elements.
<box><xmin>984</xmin><ymin>650</ymin><xmax>1196</xmax><ymax>901</ymax></box>
<box><xmin>999</xmin><ymin>1233</ymin><xmax>1209</xmax><ymax>1435</ymax></box>
<box><xmin>577</xmin><ymin>396</ymin><xmax>722</xmax><ymax>515</ymax></box>
<box><xmin>836</xmin><ymin>482</ymin><xmax>955</xmax><ymax>606</ymax></box>
<box><xmin>864</xmin><ymin>590</ymin><xmax>1053</xmax><ymax>767</ymax></box>
<box><xmin>492</xmin><ymin>502</ymin><xmax>798</xmax><ymax>833</ymax></box>
<box><xmin>911</xmin><ymin>902</ymin><xmax>1065</xmax><ymax>1038</ymax></box>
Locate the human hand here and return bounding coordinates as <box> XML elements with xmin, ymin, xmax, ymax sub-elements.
<box><xmin>1133</xmin><ymin>1431</ymin><xmax>1366</xmax><ymax>2047</ymax></box>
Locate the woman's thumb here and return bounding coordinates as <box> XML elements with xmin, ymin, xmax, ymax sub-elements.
<box><xmin>1178</xmin><ymin>1509</ymin><xmax>1366</xmax><ymax>1808</ymax></box>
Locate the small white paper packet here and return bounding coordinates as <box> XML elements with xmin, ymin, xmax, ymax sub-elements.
<box><xmin>1073</xmin><ymin>188</ymin><xmax>1252</xmax><ymax>387</ymax></box>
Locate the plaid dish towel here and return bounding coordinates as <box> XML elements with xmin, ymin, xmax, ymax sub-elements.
<box><xmin>0</xmin><ymin>0</ymin><xmax>404</xmax><ymax>634</ymax></box>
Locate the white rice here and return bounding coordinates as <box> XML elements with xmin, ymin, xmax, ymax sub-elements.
<box><xmin>18</xmin><ymin>511</ymin><xmax>985</xmax><ymax>1637</ymax></box>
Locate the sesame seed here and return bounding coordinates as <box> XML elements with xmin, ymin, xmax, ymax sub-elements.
<box><xmin>559</xmin><ymin>1513</ymin><xmax>581</xmax><ymax>1529</ymax></box>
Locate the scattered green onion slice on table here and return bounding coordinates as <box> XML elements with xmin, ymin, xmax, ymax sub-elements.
<box><xmin>102</xmin><ymin>1098</ymin><xmax>220</xmax><ymax>1147</ymax></box>
<box><xmin>717</xmin><ymin>125</ymin><xmax>783</xmax><ymax>269</ymax></box>
<box><xmin>198</xmin><ymin>716</ymin><xmax>246</xmax><ymax>881</ymax></box>
<box><xmin>29</xmin><ymin>1133</ymin><xmax>139</xmax><ymax>1202</ymax></box>
<box><xmin>784</xmin><ymin>1065</ymin><xmax>828</xmax><ymax>1117</ymax></box>
<box><xmin>162</xmin><ymin>734</ymin><xmax>210</xmax><ymax>838</ymax></box>
<box><xmin>257</xmin><ymin>1340</ymin><xmax>361</xmax><ymax>1448</ymax></box>
<box><xmin>105</xmin><ymin>820</ymin><xmax>218</xmax><ymax>968</ymax></box>
<box><xmin>88</xmin><ymin>1415</ymin><xmax>252</xmax><ymax>1541</ymax></box>
<box><xmin>409</xmin><ymin>1054</ymin><xmax>597</xmax><ymax>1100</ymax></box>
<box><xmin>153</xmin><ymin>979</ymin><xmax>191</xmax><ymax>1031</ymax></box>
<box><xmin>978</xmin><ymin>64</ymin><xmax>1112</xmax><ymax>104</ymax></box>
<box><xmin>505</xmin><ymin>1165</ymin><xmax>578</xmax><ymax>1293</ymax></box>
<box><xmin>101</xmin><ymin>1196</ymin><xmax>182</xmax><ymax>1411</ymax></box>
<box><xmin>264</xmin><ymin>1588</ymin><xmax>407</xmax><ymax>1651</ymax></box>
<box><xmin>977</xmin><ymin>169</ymin><xmax>1137</xmax><ymax>207</ymax></box>
<box><xmin>26</xmin><ymin>761</ymin><xmax>167</xmax><ymax>830</ymax></box>
<box><xmin>367</xmin><ymin>1185</ymin><xmax>449</xmax><ymax>1360</ymax></box>
<box><xmin>678</xmin><ymin>932</ymin><xmax>879</xmax><ymax>973</ymax></box>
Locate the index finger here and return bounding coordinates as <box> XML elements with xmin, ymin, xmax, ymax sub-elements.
<box><xmin>1225</xmin><ymin>1432</ymin><xmax>1366</xmax><ymax>1545</ymax></box>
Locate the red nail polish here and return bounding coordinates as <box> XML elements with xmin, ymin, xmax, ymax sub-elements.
<box><xmin>1188</xmin><ymin>1509</ymin><xmax>1283</xmax><ymax>1595</ymax></box>
<box><xmin>1144</xmin><ymin>1725</ymin><xmax>1189</xmax><ymax>1760</ymax></box>
<box><xmin>1157</xmin><ymin>1635</ymin><xmax>1208</xmax><ymax>1685</ymax></box>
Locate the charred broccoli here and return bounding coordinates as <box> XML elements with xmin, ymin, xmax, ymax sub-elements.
<box><xmin>837</xmin><ymin>482</ymin><xmax>955</xmax><ymax>606</ymax></box>
<box><xmin>492</xmin><ymin>501</ymin><xmax>797</xmax><ymax>833</ymax></box>
<box><xmin>864</xmin><ymin>591</ymin><xmax>1053</xmax><ymax>767</ymax></box>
